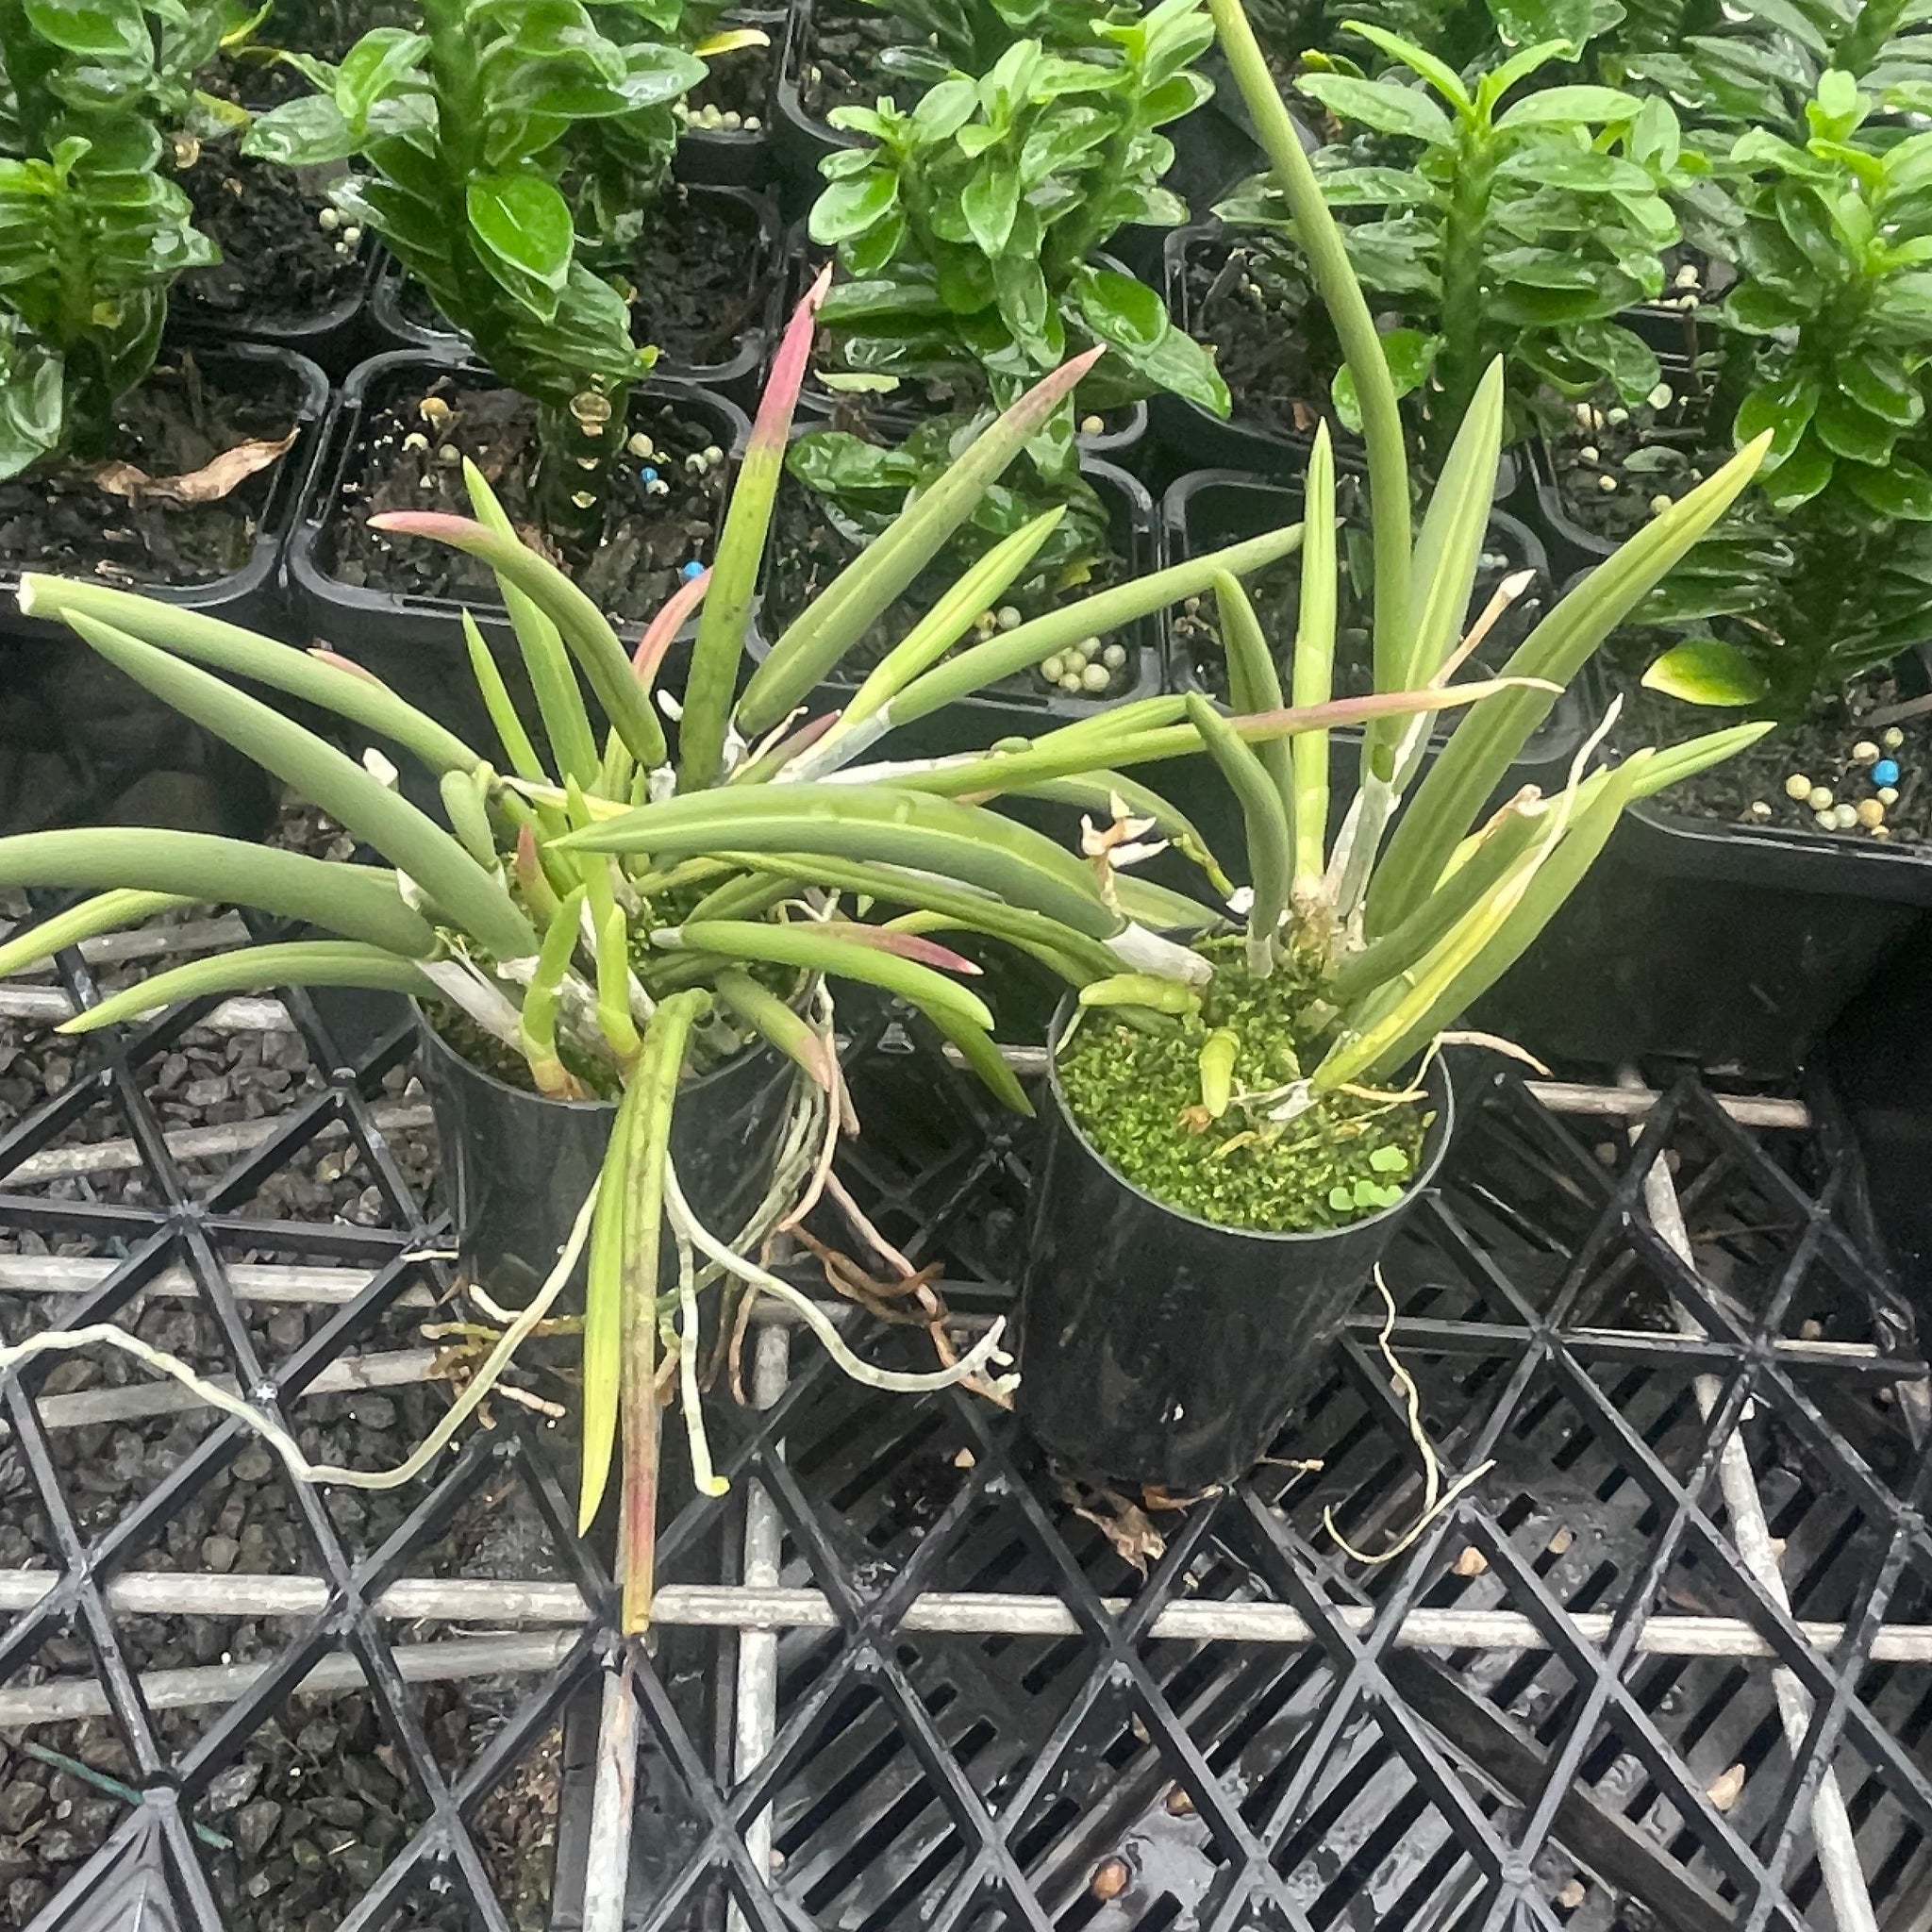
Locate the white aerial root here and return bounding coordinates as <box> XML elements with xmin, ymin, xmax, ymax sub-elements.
<box><xmin>1324</xmin><ymin>1269</ymin><xmax>1494</xmax><ymax>1567</ymax></box>
<box><xmin>662</xmin><ymin>1158</ymin><xmax>1016</xmax><ymax>1398</ymax></box>
<box><xmin>0</xmin><ymin>1184</ymin><xmax>600</xmax><ymax>1491</ymax></box>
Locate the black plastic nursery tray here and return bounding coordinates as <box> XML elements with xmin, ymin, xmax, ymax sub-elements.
<box><xmin>2</xmin><ymin>871</ymin><xmax>1932</xmax><ymax>1932</ymax></box>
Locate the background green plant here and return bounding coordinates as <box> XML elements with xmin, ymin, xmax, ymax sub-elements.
<box><xmin>241</xmin><ymin>0</ymin><xmax>702</xmax><ymax>541</ymax></box>
<box><xmin>0</xmin><ymin>0</ymin><xmax>241</xmax><ymax>476</ymax></box>
<box><xmin>1218</xmin><ymin>22</ymin><xmax>1687</xmax><ymax>470</ymax></box>
<box><xmin>856</xmin><ymin>0</ymin><xmax>1135</xmax><ymax>83</ymax></box>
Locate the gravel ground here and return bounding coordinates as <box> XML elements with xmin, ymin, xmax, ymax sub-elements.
<box><xmin>0</xmin><ymin>802</ymin><xmax>575</xmax><ymax>1931</ymax></box>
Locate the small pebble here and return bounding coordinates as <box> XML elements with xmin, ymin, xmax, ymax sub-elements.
<box><xmin>1103</xmin><ymin>641</ymin><xmax>1126</xmax><ymax>669</ymax></box>
<box><xmin>644</xmin><ymin>477</ymin><xmax>669</xmax><ymax>497</ymax></box>
<box><xmin>1807</xmin><ymin>785</ymin><xmax>1834</xmax><ymax>812</ymax></box>
<box><xmin>1674</xmin><ymin>263</ymin><xmax>1700</xmax><ymax>289</ymax></box>
<box><xmin>1574</xmin><ymin>402</ymin><xmax>1594</xmax><ymax>428</ymax></box>
<box><xmin>1041</xmin><ymin>654</ymin><xmax>1065</xmax><ymax>683</ymax></box>
<box><xmin>318</xmin><ymin>207</ymin><xmax>341</xmax><ymax>231</ymax></box>
<box><xmin>1579</xmin><ymin>445</ymin><xmax>1600</xmax><ymax>463</ymax></box>
<box><xmin>1064</xmin><ymin>649</ymin><xmax>1087</xmax><ymax>675</ymax></box>
<box><xmin>721</xmin><ymin>110</ymin><xmax>742</xmax><ymax>130</ymax></box>
<box><xmin>1873</xmin><ymin>758</ymin><xmax>1902</xmax><ymax>787</ymax></box>
<box><xmin>1597</xmin><ymin>474</ymin><xmax>1618</xmax><ymax>492</ymax></box>
<box><xmin>1707</xmin><ymin>1764</ymin><xmax>1746</xmax><ymax>1811</ymax></box>
<box><xmin>996</xmin><ymin>606</ymin><xmax>1023</xmax><ymax>631</ymax></box>
<box><xmin>1058</xmin><ymin>673</ymin><xmax>1083</xmax><ymax>693</ymax></box>
<box><xmin>1832</xmin><ymin>803</ymin><xmax>1859</xmax><ymax>831</ymax></box>
<box><xmin>1648</xmin><ymin>382</ymin><xmax>1674</xmax><ymax>409</ymax></box>
<box><xmin>1879</xmin><ymin>785</ymin><xmax>1899</xmax><ymax>805</ymax></box>
<box><xmin>1091</xmin><ymin>1859</ymin><xmax>1130</xmax><ymax>1902</ymax></box>
<box><xmin>1651</xmin><ymin>493</ymin><xmax>1673</xmax><ymax>515</ymax></box>
<box><xmin>1747</xmin><ymin>800</ymin><xmax>1772</xmax><ymax>821</ymax></box>
<box><xmin>402</xmin><ymin>430</ymin><xmax>429</xmax><ymax>453</ymax></box>
<box><xmin>1854</xmin><ymin>740</ymin><xmax>1881</xmax><ymax>763</ymax></box>
<box><xmin>639</xmin><ymin>464</ymin><xmax>658</xmax><ymax>485</ymax></box>
<box><xmin>681</xmin><ymin>559</ymin><xmax>705</xmax><ymax>581</ymax></box>
<box><xmin>1453</xmin><ymin>1545</ymin><xmax>1488</xmax><ymax>1577</ymax></box>
<box><xmin>1784</xmin><ymin>773</ymin><xmax>1812</xmax><ymax>800</ymax></box>
<box><xmin>1081</xmin><ymin>662</ymin><xmax>1109</xmax><ymax>692</ymax></box>
<box><xmin>1607</xmin><ymin>406</ymin><xmax>1629</xmax><ymax>425</ymax></box>
<box><xmin>1859</xmin><ymin>799</ymin><xmax>1886</xmax><ymax>828</ymax></box>
<box><xmin>1080</xmin><ymin>414</ymin><xmax>1105</xmax><ymax>435</ymax></box>
<box><xmin>1815</xmin><ymin>809</ymin><xmax>1837</xmax><ymax>830</ymax></box>
<box><xmin>745</xmin><ymin>114</ymin><xmax>762</xmax><ymax>131</ymax></box>
<box><xmin>341</xmin><ymin>225</ymin><xmax>361</xmax><ymax>247</ymax></box>
<box><xmin>1557</xmin><ymin>1878</ymin><xmax>1588</xmax><ymax>1910</ymax></box>
<box><xmin>684</xmin><ymin>452</ymin><xmax>707</xmax><ymax>474</ymax></box>
<box><xmin>436</xmin><ymin>443</ymin><xmax>460</xmax><ymax>466</ymax></box>
<box><xmin>1883</xmin><ymin>725</ymin><xmax>1906</xmax><ymax>748</ymax></box>
<box><xmin>1873</xmin><ymin>824</ymin><xmax>1893</xmax><ymax>839</ymax></box>
<box><xmin>627</xmin><ymin>432</ymin><xmax>655</xmax><ymax>458</ymax></box>
<box><xmin>703</xmin><ymin>443</ymin><xmax>724</xmax><ymax>465</ymax></box>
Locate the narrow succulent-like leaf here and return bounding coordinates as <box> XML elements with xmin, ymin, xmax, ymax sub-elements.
<box><xmin>1211</xmin><ymin>569</ymin><xmax>1294</xmax><ymax>827</ymax></box>
<box><xmin>595</xmin><ymin>902</ymin><xmax>642</xmax><ymax>1062</ymax></box>
<box><xmin>1330</xmin><ymin>798</ymin><xmax>1546</xmax><ymax>1003</ymax></box>
<box><xmin>463</xmin><ymin>610</ymin><xmax>544</xmax><ymax>784</ymax></box>
<box><xmin>0</xmin><ymin>891</ymin><xmax>192</xmax><ymax>979</ymax></box>
<box><xmin>463</xmin><ymin>463</ymin><xmax>601</xmax><ymax>784</ymax></box>
<box><xmin>1208</xmin><ymin>0</ymin><xmax>1410</xmax><ymax>729</ymax></box>
<box><xmin>1368</xmin><ymin>433</ymin><xmax>1774</xmax><ymax>937</ymax></box>
<box><xmin>514</xmin><ymin>824</ymin><xmax>563</xmax><ymax>924</ymax></box>
<box><xmin>620</xmin><ymin>988</ymin><xmax>711</xmax><ymax>1631</ymax></box>
<box><xmin>1114</xmin><ymin>874</ymin><xmax>1227</xmax><ymax>934</ymax></box>
<box><xmin>940</xmin><ymin>1013</ymin><xmax>1035</xmax><ymax>1115</ymax></box>
<box><xmin>0</xmin><ymin>832</ymin><xmax>435</xmax><ymax>955</ymax></box>
<box><xmin>713</xmin><ymin>968</ymin><xmax>833</xmax><ymax>1090</ymax></box>
<box><xmin>840</xmin><ymin>508</ymin><xmax>1068</xmax><ymax>726</ymax></box>
<box><xmin>1291</xmin><ymin>425</ymin><xmax>1337</xmax><ymax>894</ymax></box>
<box><xmin>65</xmin><ymin>615</ymin><xmax>537</xmax><ymax>965</ymax></box>
<box><xmin>58</xmin><ymin>944</ymin><xmax>438</xmax><ymax>1035</ymax></box>
<box><xmin>1199</xmin><ymin>1028</ymin><xmax>1240</xmax><ymax>1117</ymax></box>
<box><xmin>440</xmin><ymin>767</ymin><xmax>500</xmax><ymax>872</ymax></box>
<box><xmin>1361</xmin><ymin>360</ymin><xmax>1504</xmax><ymax>797</ymax></box>
<box><xmin>560</xmin><ymin>786</ymin><xmax>1122</xmax><ymax>939</ymax></box>
<box><xmin>579</xmin><ymin>1067</ymin><xmax>643</xmax><ymax>1533</ymax></box>
<box><xmin>1007</xmin><ymin>772</ymin><xmax>1235</xmax><ymax>898</ymax></box>
<box><xmin>1321</xmin><ymin>756</ymin><xmax>1654</xmax><ymax>1090</ymax></box>
<box><xmin>898</xmin><ymin>676</ymin><xmax>1545</xmax><ymax>804</ymax></box>
<box><xmin>888</xmin><ymin>911</ymin><xmax>1094</xmax><ymax>988</ymax></box>
<box><xmin>887</xmin><ymin>525</ymin><xmax>1305</xmax><ymax>726</ymax></box>
<box><xmin>1185</xmin><ymin>693</ymin><xmax>1291</xmax><ymax>974</ymax></box>
<box><xmin>633</xmin><ymin>567</ymin><xmax>710</xmax><ymax>694</ymax></box>
<box><xmin>19</xmin><ymin>575</ymin><xmax>483</xmax><ymax>775</ymax></box>
<box><xmin>720</xmin><ymin>853</ymin><xmax>1124</xmax><ymax>979</ymax></box>
<box><xmin>1624</xmin><ymin>722</ymin><xmax>1774</xmax><ymax>795</ymax></box>
<box><xmin>657</xmin><ymin>919</ymin><xmax>997</xmax><ymax>1033</ymax></box>
<box><xmin>736</xmin><ymin>346</ymin><xmax>1108</xmax><ymax>734</ymax></box>
<box><xmin>683</xmin><ymin>271</ymin><xmax>831</xmax><ymax>790</ymax></box>
<box><xmin>520</xmin><ymin>887</ymin><xmax>587</xmax><ymax>1091</ymax></box>
<box><xmin>370</xmin><ymin>503</ymin><xmax>667</xmax><ymax>772</ymax></box>
<box><xmin>810</xmin><ymin>922</ymin><xmax>982</xmax><ymax>974</ymax></box>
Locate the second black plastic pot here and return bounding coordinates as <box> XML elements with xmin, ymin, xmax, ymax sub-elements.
<box><xmin>1469</xmin><ymin>792</ymin><xmax>1932</xmax><ymax>1077</ymax></box>
<box><xmin>1018</xmin><ymin>1024</ymin><xmax>1456</xmax><ymax>1492</ymax></box>
<box><xmin>415</xmin><ymin>1006</ymin><xmax>798</xmax><ymax>1303</ymax></box>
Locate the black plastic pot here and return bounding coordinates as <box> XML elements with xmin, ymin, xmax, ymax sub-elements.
<box><xmin>172</xmin><ymin>243</ymin><xmax>379</xmax><ymax>382</ymax></box>
<box><xmin>1160</xmin><ymin>469</ymin><xmax>1583</xmax><ymax>867</ymax></box>
<box><xmin>366</xmin><ymin>185</ymin><xmax>781</xmax><ymax>407</ymax></box>
<box><xmin>777</xmin><ymin>225</ymin><xmax>1152</xmax><ymax>469</ymax></box>
<box><xmin>673</xmin><ymin>6</ymin><xmax>783</xmax><ymax>190</ymax></box>
<box><xmin>1470</xmin><ymin>791</ymin><xmax>1932</xmax><ymax>1077</ymax></box>
<box><xmin>286</xmin><ymin>353</ymin><xmax>750</xmax><ymax>771</ymax></box>
<box><xmin>415</xmin><ymin>1004</ymin><xmax>797</xmax><ymax>1302</ymax></box>
<box><xmin>1156</xmin><ymin>225</ymin><xmax>1520</xmax><ymax>500</ymax></box>
<box><xmin>0</xmin><ymin>343</ymin><xmax>330</xmax><ymax>835</ymax></box>
<box><xmin>1019</xmin><ymin>1019</ymin><xmax>1457</xmax><ymax>1491</ymax></box>
<box><xmin>772</xmin><ymin>0</ymin><xmax>864</xmax><ymax>217</ymax></box>
<box><xmin>746</xmin><ymin>453</ymin><xmax>1164</xmax><ymax>755</ymax></box>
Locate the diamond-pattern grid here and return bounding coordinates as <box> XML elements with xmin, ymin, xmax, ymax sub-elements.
<box><xmin>0</xmin><ymin>914</ymin><xmax>1928</xmax><ymax>1932</ymax></box>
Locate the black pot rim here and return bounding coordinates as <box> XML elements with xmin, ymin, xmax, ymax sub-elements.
<box><xmin>411</xmin><ymin>990</ymin><xmax>807</xmax><ymax>1113</ymax></box>
<box><xmin>1042</xmin><ymin>991</ymin><xmax>1457</xmax><ymax>1245</ymax></box>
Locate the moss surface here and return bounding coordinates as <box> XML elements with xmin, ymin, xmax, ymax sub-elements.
<box><xmin>1057</xmin><ymin>937</ymin><xmax>1432</xmax><ymax>1234</ymax></box>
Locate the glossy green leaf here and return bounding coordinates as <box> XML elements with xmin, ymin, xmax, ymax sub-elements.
<box><xmin>1641</xmin><ymin>637</ymin><xmax>1771</xmax><ymax>706</ymax></box>
<box><xmin>466</xmin><ymin>173</ymin><xmax>574</xmax><ymax>297</ymax></box>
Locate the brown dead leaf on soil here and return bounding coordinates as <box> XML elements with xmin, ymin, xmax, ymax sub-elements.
<box><xmin>1064</xmin><ymin>1482</ymin><xmax>1168</xmax><ymax>1574</ymax></box>
<box><xmin>94</xmin><ymin>429</ymin><xmax>297</xmax><ymax>507</ymax></box>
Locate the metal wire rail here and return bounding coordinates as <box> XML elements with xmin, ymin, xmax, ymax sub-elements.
<box><xmin>0</xmin><ymin>909</ymin><xmax>1928</xmax><ymax>1932</ymax></box>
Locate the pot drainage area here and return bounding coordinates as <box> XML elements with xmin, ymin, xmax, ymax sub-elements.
<box><xmin>2</xmin><ymin>880</ymin><xmax>1931</xmax><ymax>1932</ymax></box>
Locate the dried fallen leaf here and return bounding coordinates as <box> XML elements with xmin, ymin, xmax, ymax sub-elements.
<box><xmin>1453</xmin><ymin>1545</ymin><xmax>1489</xmax><ymax>1577</ymax></box>
<box><xmin>1072</xmin><ymin>1492</ymin><xmax>1167</xmax><ymax>1574</ymax></box>
<box><xmin>95</xmin><ymin>429</ymin><xmax>298</xmax><ymax>507</ymax></box>
<box><xmin>952</xmin><ymin>1447</ymin><xmax>974</xmax><ymax>1470</ymax></box>
<box><xmin>1556</xmin><ymin>1877</ymin><xmax>1587</xmax><ymax>1910</ymax></box>
<box><xmin>1707</xmin><ymin>1763</ymin><xmax>1745</xmax><ymax>1811</ymax></box>
<box><xmin>1547</xmin><ymin>1525</ymin><xmax>1574</xmax><ymax>1557</ymax></box>
<box><xmin>1090</xmin><ymin>1858</ymin><xmax>1131</xmax><ymax>1902</ymax></box>
<box><xmin>1165</xmin><ymin>1783</ymin><xmax>1195</xmax><ymax>1816</ymax></box>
